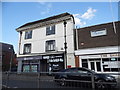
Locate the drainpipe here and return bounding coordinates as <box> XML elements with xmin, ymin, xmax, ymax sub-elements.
<box><xmin>63</xmin><ymin>20</ymin><xmax>67</xmax><ymax>69</ymax></box>
<box><xmin>19</xmin><ymin>31</ymin><xmax>22</xmax><ymax>55</ymax></box>
<box><xmin>75</xmin><ymin>26</ymin><xmax>79</xmax><ymax>50</ymax></box>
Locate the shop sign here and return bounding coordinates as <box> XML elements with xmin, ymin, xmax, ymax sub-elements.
<box><xmin>111</xmin><ymin>58</ymin><xmax>116</xmax><ymax>61</ymax></box>
<box><xmin>49</xmin><ymin>58</ymin><xmax>63</xmax><ymax>62</ymax></box>
<box><xmin>101</xmin><ymin>54</ymin><xmax>108</xmax><ymax>57</ymax></box>
<box><xmin>110</xmin><ymin>53</ymin><xmax>120</xmax><ymax>57</ymax></box>
<box><xmin>81</xmin><ymin>55</ymin><xmax>101</xmax><ymax>59</ymax></box>
<box><xmin>17</xmin><ymin>55</ymin><xmax>42</xmax><ymax>60</ymax></box>
<box><xmin>43</xmin><ymin>56</ymin><xmax>49</xmax><ymax>59</ymax></box>
<box><xmin>42</xmin><ymin>55</ymin><xmax>63</xmax><ymax>59</ymax></box>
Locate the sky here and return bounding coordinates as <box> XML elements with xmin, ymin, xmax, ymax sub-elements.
<box><xmin>2</xmin><ymin>1</ymin><xmax>119</xmax><ymax>53</ymax></box>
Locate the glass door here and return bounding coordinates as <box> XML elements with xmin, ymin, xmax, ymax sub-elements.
<box><xmin>89</xmin><ymin>61</ymin><xmax>101</xmax><ymax>72</ymax></box>
<box><xmin>90</xmin><ymin>62</ymin><xmax>95</xmax><ymax>71</ymax></box>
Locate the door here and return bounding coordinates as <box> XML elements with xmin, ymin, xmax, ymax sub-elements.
<box><xmin>89</xmin><ymin>61</ymin><xmax>101</xmax><ymax>72</ymax></box>
<box><xmin>40</xmin><ymin>60</ymin><xmax>47</xmax><ymax>72</ymax></box>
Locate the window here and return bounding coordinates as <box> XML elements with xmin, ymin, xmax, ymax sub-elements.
<box><xmin>22</xmin><ymin>65</ymin><xmax>30</xmax><ymax>72</ymax></box>
<box><xmin>102</xmin><ymin>58</ymin><xmax>120</xmax><ymax>72</ymax></box>
<box><xmin>46</xmin><ymin>40</ymin><xmax>55</xmax><ymax>51</ymax></box>
<box><xmin>24</xmin><ymin>44</ymin><xmax>31</xmax><ymax>54</ymax></box>
<box><xmin>82</xmin><ymin>59</ymin><xmax>88</xmax><ymax>68</ymax></box>
<box><xmin>46</xmin><ymin>25</ymin><xmax>55</xmax><ymax>35</ymax></box>
<box><xmin>25</xmin><ymin>30</ymin><xmax>32</xmax><ymax>39</ymax></box>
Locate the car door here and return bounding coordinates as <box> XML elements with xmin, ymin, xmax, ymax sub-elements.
<box><xmin>66</xmin><ymin>68</ymin><xmax>80</xmax><ymax>80</ymax></box>
<box><xmin>77</xmin><ymin>68</ymin><xmax>92</xmax><ymax>81</ymax></box>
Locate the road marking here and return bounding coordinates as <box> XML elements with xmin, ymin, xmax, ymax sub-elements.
<box><xmin>2</xmin><ymin>85</ymin><xmax>18</xmax><ymax>88</ymax></box>
<box><xmin>2</xmin><ymin>85</ymin><xmax>10</xmax><ymax>88</ymax></box>
<box><xmin>13</xmin><ymin>87</ymin><xmax>18</xmax><ymax>88</ymax></box>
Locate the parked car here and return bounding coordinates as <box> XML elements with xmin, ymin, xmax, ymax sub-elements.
<box><xmin>54</xmin><ymin>67</ymin><xmax>117</xmax><ymax>88</ymax></box>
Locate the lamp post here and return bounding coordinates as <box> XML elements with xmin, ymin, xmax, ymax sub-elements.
<box><xmin>63</xmin><ymin>20</ymin><xmax>67</xmax><ymax>69</ymax></box>
<box><xmin>9</xmin><ymin>47</ymin><xmax>13</xmax><ymax>72</ymax></box>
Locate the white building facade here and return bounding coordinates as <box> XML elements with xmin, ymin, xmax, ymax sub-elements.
<box><xmin>75</xmin><ymin>46</ymin><xmax>120</xmax><ymax>73</ymax></box>
<box><xmin>16</xmin><ymin>13</ymin><xmax>75</xmax><ymax>73</ymax></box>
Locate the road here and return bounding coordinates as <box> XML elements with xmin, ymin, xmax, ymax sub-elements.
<box><xmin>2</xmin><ymin>73</ymin><xmax>120</xmax><ymax>89</ymax></box>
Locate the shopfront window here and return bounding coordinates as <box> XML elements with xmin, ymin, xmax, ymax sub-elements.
<box><xmin>22</xmin><ymin>60</ymin><xmax>39</xmax><ymax>72</ymax></box>
<box><xmin>102</xmin><ymin>58</ymin><xmax>119</xmax><ymax>72</ymax></box>
<box><xmin>31</xmin><ymin>65</ymin><xmax>38</xmax><ymax>72</ymax></box>
<box><xmin>82</xmin><ymin>59</ymin><xmax>88</xmax><ymax>68</ymax></box>
<box><xmin>96</xmin><ymin>62</ymin><xmax>101</xmax><ymax>71</ymax></box>
<box><xmin>23</xmin><ymin>65</ymin><xmax>30</xmax><ymax>72</ymax></box>
<box><xmin>102</xmin><ymin>58</ymin><xmax>110</xmax><ymax>72</ymax></box>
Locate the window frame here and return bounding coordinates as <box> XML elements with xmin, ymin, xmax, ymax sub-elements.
<box><xmin>25</xmin><ymin>30</ymin><xmax>32</xmax><ymax>39</ymax></box>
<box><xmin>46</xmin><ymin>25</ymin><xmax>55</xmax><ymax>35</ymax></box>
<box><xmin>46</xmin><ymin>40</ymin><xmax>55</xmax><ymax>52</ymax></box>
<box><xmin>23</xmin><ymin>44</ymin><xmax>31</xmax><ymax>54</ymax></box>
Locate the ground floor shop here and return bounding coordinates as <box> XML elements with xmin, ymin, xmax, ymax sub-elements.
<box><xmin>17</xmin><ymin>53</ymin><xmax>64</xmax><ymax>73</ymax></box>
<box><xmin>78</xmin><ymin>53</ymin><xmax>120</xmax><ymax>73</ymax></box>
<box><xmin>75</xmin><ymin>46</ymin><xmax>120</xmax><ymax>73</ymax></box>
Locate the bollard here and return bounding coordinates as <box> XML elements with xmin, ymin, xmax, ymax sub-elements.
<box><xmin>6</xmin><ymin>71</ymin><xmax>10</xmax><ymax>88</ymax></box>
<box><xmin>91</xmin><ymin>74</ymin><xmax>95</xmax><ymax>89</ymax></box>
<box><xmin>38</xmin><ymin>72</ymin><xmax>40</xmax><ymax>88</ymax></box>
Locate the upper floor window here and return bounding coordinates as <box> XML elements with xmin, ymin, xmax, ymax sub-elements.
<box><xmin>46</xmin><ymin>40</ymin><xmax>55</xmax><ymax>52</ymax></box>
<box><xmin>46</xmin><ymin>25</ymin><xmax>55</xmax><ymax>35</ymax></box>
<box><xmin>25</xmin><ymin>30</ymin><xmax>32</xmax><ymax>39</ymax></box>
<box><xmin>24</xmin><ymin>44</ymin><xmax>31</xmax><ymax>54</ymax></box>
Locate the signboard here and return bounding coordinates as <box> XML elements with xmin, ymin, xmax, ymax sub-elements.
<box><xmin>17</xmin><ymin>55</ymin><xmax>42</xmax><ymax>60</ymax></box>
<box><xmin>49</xmin><ymin>58</ymin><xmax>63</xmax><ymax>62</ymax></box>
<box><xmin>42</xmin><ymin>54</ymin><xmax>63</xmax><ymax>60</ymax></box>
<box><xmin>91</xmin><ymin>29</ymin><xmax>107</xmax><ymax>37</ymax></box>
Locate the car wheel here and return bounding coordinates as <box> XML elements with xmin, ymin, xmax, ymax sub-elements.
<box><xmin>96</xmin><ymin>79</ymin><xmax>107</xmax><ymax>89</ymax></box>
<box><xmin>60</xmin><ymin>78</ymin><xmax>66</xmax><ymax>86</ymax></box>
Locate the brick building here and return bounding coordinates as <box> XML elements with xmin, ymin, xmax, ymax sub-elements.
<box><xmin>0</xmin><ymin>43</ymin><xmax>17</xmax><ymax>71</ymax></box>
<box><xmin>75</xmin><ymin>21</ymin><xmax>120</xmax><ymax>73</ymax></box>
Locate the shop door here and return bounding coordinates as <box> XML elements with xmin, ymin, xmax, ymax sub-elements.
<box><xmin>40</xmin><ymin>60</ymin><xmax>47</xmax><ymax>72</ymax></box>
<box><xmin>89</xmin><ymin>61</ymin><xmax>101</xmax><ymax>72</ymax></box>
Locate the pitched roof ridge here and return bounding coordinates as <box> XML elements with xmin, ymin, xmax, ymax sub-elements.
<box><xmin>16</xmin><ymin>12</ymin><xmax>71</xmax><ymax>30</ymax></box>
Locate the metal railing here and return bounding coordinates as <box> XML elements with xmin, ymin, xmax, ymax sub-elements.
<box><xmin>2</xmin><ymin>71</ymin><xmax>119</xmax><ymax>89</ymax></box>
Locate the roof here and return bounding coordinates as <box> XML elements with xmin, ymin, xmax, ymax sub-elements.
<box><xmin>16</xmin><ymin>12</ymin><xmax>74</xmax><ymax>31</ymax></box>
<box><xmin>76</xmin><ymin>21</ymin><xmax>120</xmax><ymax>30</ymax></box>
<box><xmin>0</xmin><ymin>42</ymin><xmax>14</xmax><ymax>53</ymax></box>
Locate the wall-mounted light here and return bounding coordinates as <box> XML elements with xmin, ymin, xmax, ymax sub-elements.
<box><xmin>81</xmin><ymin>42</ymin><xmax>84</xmax><ymax>46</ymax></box>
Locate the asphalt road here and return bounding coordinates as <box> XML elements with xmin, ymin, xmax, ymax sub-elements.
<box><xmin>2</xmin><ymin>73</ymin><xmax>120</xmax><ymax>89</ymax></box>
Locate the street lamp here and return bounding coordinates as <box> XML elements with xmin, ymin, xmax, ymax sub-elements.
<box><xmin>63</xmin><ymin>20</ymin><xmax>67</xmax><ymax>69</ymax></box>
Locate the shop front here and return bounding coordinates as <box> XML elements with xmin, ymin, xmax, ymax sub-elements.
<box><xmin>17</xmin><ymin>55</ymin><xmax>42</xmax><ymax>72</ymax></box>
<box><xmin>42</xmin><ymin>54</ymin><xmax>64</xmax><ymax>72</ymax></box>
<box><xmin>22</xmin><ymin>60</ymin><xmax>39</xmax><ymax>72</ymax></box>
<box><xmin>17</xmin><ymin>54</ymin><xmax>64</xmax><ymax>73</ymax></box>
<box><xmin>79</xmin><ymin>53</ymin><xmax>120</xmax><ymax>73</ymax></box>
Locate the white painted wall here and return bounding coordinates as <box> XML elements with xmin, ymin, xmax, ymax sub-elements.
<box><xmin>17</xmin><ymin>18</ymin><xmax>75</xmax><ymax>67</ymax></box>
